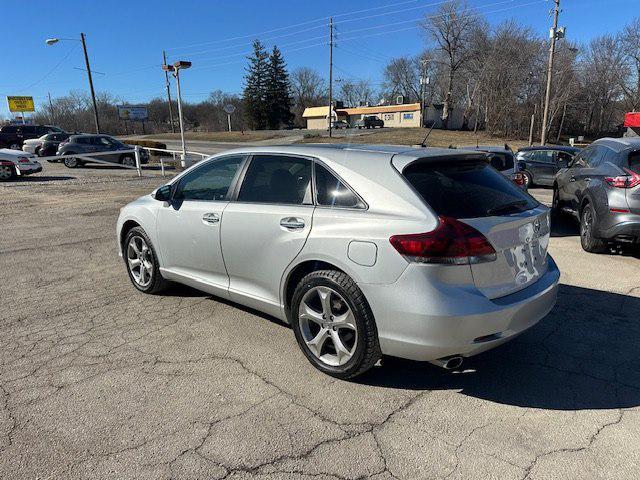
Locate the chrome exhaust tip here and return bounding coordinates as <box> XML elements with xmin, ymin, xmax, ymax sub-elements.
<box><xmin>429</xmin><ymin>355</ymin><xmax>464</xmax><ymax>370</ymax></box>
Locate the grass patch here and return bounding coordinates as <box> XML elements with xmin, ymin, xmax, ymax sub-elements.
<box><xmin>144</xmin><ymin>131</ymin><xmax>288</xmax><ymax>142</ymax></box>
<box><xmin>296</xmin><ymin>128</ymin><xmax>531</xmax><ymax>150</ymax></box>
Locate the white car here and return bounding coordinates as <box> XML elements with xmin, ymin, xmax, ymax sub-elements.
<box><xmin>0</xmin><ymin>149</ymin><xmax>42</xmax><ymax>181</ymax></box>
<box><xmin>22</xmin><ymin>135</ymin><xmax>48</xmax><ymax>155</ymax></box>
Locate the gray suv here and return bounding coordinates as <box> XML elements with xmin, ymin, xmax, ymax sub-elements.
<box><xmin>57</xmin><ymin>134</ymin><xmax>149</xmax><ymax>168</ymax></box>
<box><xmin>553</xmin><ymin>137</ymin><xmax>640</xmax><ymax>252</ymax></box>
<box><xmin>117</xmin><ymin>144</ymin><xmax>559</xmax><ymax>378</ymax></box>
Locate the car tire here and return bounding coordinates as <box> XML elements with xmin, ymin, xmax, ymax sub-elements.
<box><xmin>121</xmin><ymin>155</ymin><xmax>136</xmax><ymax>168</ymax></box>
<box><xmin>551</xmin><ymin>185</ymin><xmax>562</xmax><ymax>216</ymax></box>
<box><xmin>0</xmin><ymin>164</ymin><xmax>15</xmax><ymax>182</ymax></box>
<box><xmin>63</xmin><ymin>154</ymin><xmax>79</xmax><ymax>168</ymax></box>
<box><xmin>580</xmin><ymin>203</ymin><xmax>607</xmax><ymax>253</ymax></box>
<box><xmin>522</xmin><ymin>170</ymin><xmax>533</xmax><ymax>188</ymax></box>
<box><xmin>35</xmin><ymin>147</ymin><xmax>41</xmax><ymax>156</ymax></box>
<box><xmin>290</xmin><ymin>270</ymin><xmax>381</xmax><ymax>379</ymax></box>
<box><xmin>123</xmin><ymin>226</ymin><xmax>168</xmax><ymax>294</ymax></box>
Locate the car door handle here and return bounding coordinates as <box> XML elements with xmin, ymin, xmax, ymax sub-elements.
<box><xmin>202</xmin><ymin>212</ymin><xmax>220</xmax><ymax>225</ymax></box>
<box><xmin>280</xmin><ymin>217</ymin><xmax>305</xmax><ymax>230</ymax></box>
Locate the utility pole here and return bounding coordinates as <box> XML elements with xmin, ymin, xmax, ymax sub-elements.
<box><xmin>163</xmin><ymin>50</ymin><xmax>176</xmax><ymax>133</ymax></box>
<box><xmin>529</xmin><ymin>103</ymin><xmax>537</xmax><ymax>146</ymax></box>
<box><xmin>80</xmin><ymin>33</ymin><xmax>100</xmax><ymax>134</ymax></box>
<box><xmin>420</xmin><ymin>59</ymin><xmax>428</xmax><ymax>128</ymax></box>
<box><xmin>47</xmin><ymin>92</ymin><xmax>55</xmax><ymax>125</ymax></box>
<box><xmin>541</xmin><ymin>0</ymin><xmax>560</xmax><ymax>145</ymax></box>
<box><xmin>328</xmin><ymin>17</ymin><xmax>333</xmax><ymax>138</ymax></box>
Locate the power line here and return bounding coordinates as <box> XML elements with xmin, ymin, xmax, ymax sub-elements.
<box><xmin>23</xmin><ymin>44</ymin><xmax>80</xmax><ymax>91</ymax></box>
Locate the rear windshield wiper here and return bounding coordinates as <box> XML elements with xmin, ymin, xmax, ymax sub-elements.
<box><xmin>486</xmin><ymin>200</ymin><xmax>529</xmax><ymax>216</ymax></box>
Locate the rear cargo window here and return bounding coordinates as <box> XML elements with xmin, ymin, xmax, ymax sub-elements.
<box><xmin>403</xmin><ymin>159</ymin><xmax>538</xmax><ymax>218</ymax></box>
<box><xmin>628</xmin><ymin>151</ymin><xmax>640</xmax><ymax>173</ymax></box>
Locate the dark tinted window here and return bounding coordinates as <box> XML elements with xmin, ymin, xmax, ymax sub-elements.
<box><xmin>1</xmin><ymin>126</ymin><xmax>18</xmax><ymax>133</ymax></box>
<box><xmin>589</xmin><ymin>146</ymin><xmax>609</xmax><ymax>168</ymax></box>
<box><xmin>22</xmin><ymin>126</ymin><xmax>36</xmax><ymax>135</ymax></box>
<box><xmin>488</xmin><ymin>153</ymin><xmax>514</xmax><ymax>171</ymax></box>
<box><xmin>75</xmin><ymin>137</ymin><xmax>91</xmax><ymax>144</ymax></box>
<box><xmin>238</xmin><ymin>155</ymin><xmax>312</xmax><ymax>205</ymax></box>
<box><xmin>531</xmin><ymin>150</ymin><xmax>555</xmax><ymax>164</ymax></box>
<box><xmin>557</xmin><ymin>151</ymin><xmax>573</xmax><ymax>163</ymax></box>
<box><xmin>174</xmin><ymin>156</ymin><xmax>244</xmax><ymax>201</ymax></box>
<box><xmin>92</xmin><ymin>136</ymin><xmax>114</xmax><ymax>146</ymax></box>
<box><xmin>403</xmin><ymin>159</ymin><xmax>538</xmax><ymax>218</ymax></box>
<box><xmin>315</xmin><ymin>163</ymin><xmax>364</xmax><ymax>208</ymax></box>
<box><xmin>627</xmin><ymin>151</ymin><xmax>640</xmax><ymax>173</ymax></box>
<box><xmin>576</xmin><ymin>146</ymin><xmax>596</xmax><ymax>167</ymax></box>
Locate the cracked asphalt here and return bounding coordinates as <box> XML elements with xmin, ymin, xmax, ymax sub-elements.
<box><xmin>1</xmin><ymin>163</ymin><xmax>639</xmax><ymax>479</ymax></box>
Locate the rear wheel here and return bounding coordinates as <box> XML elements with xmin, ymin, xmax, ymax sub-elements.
<box><xmin>522</xmin><ymin>170</ymin><xmax>533</xmax><ymax>188</ymax></box>
<box><xmin>63</xmin><ymin>154</ymin><xmax>79</xmax><ymax>168</ymax></box>
<box><xmin>121</xmin><ymin>155</ymin><xmax>136</xmax><ymax>168</ymax></box>
<box><xmin>0</xmin><ymin>165</ymin><xmax>15</xmax><ymax>182</ymax></box>
<box><xmin>291</xmin><ymin>270</ymin><xmax>381</xmax><ymax>379</ymax></box>
<box><xmin>580</xmin><ymin>203</ymin><xmax>607</xmax><ymax>253</ymax></box>
<box><xmin>8</xmin><ymin>142</ymin><xmax>20</xmax><ymax>150</ymax></box>
<box><xmin>123</xmin><ymin>226</ymin><xmax>168</xmax><ymax>294</ymax></box>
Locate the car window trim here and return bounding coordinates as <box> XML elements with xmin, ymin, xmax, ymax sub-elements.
<box><xmin>312</xmin><ymin>159</ymin><xmax>368</xmax><ymax>211</ymax></box>
<box><xmin>171</xmin><ymin>154</ymin><xmax>249</xmax><ymax>203</ymax></box>
<box><xmin>231</xmin><ymin>152</ymin><xmax>316</xmax><ymax>207</ymax></box>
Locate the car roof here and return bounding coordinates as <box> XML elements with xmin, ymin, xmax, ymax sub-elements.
<box><xmin>594</xmin><ymin>137</ymin><xmax>640</xmax><ymax>153</ymax></box>
<box><xmin>459</xmin><ymin>145</ymin><xmax>512</xmax><ymax>153</ymax></box>
<box><xmin>518</xmin><ymin>145</ymin><xmax>580</xmax><ymax>153</ymax></box>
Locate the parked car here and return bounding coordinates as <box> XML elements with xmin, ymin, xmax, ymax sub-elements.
<box><xmin>355</xmin><ymin>116</ymin><xmax>384</xmax><ymax>129</ymax></box>
<box><xmin>553</xmin><ymin>137</ymin><xmax>640</xmax><ymax>252</ymax></box>
<box><xmin>22</xmin><ymin>135</ymin><xmax>48</xmax><ymax>155</ymax></box>
<box><xmin>516</xmin><ymin>146</ymin><xmax>581</xmax><ymax>187</ymax></box>
<box><xmin>329</xmin><ymin>120</ymin><xmax>349</xmax><ymax>130</ymax></box>
<box><xmin>38</xmin><ymin>132</ymin><xmax>72</xmax><ymax>159</ymax></box>
<box><xmin>117</xmin><ymin>144</ymin><xmax>559</xmax><ymax>378</ymax></box>
<box><xmin>0</xmin><ymin>148</ymin><xmax>42</xmax><ymax>181</ymax></box>
<box><xmin>0</xmin><ymin>124</ymin><xmax>64</xmax><ymax>150</ymax></box>
<box><xmin>57</xmin><ymin>134</ymin><xmax>149</xmax><ymax>168</ymax></box>
<box><xmin>459</xmin><ymin>145</ymin><xmax>527</xmax><ymax>189</ymax></box>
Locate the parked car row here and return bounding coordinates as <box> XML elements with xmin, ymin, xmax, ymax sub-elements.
<box><xmin>0</xmin><ymin>124</ymin><xmax>64</xmax><ymax>150</ymax></box>
<box><xmin>0</xmin><ymin>148</ymin><xmax>42</xmax><ymax>181</ymax></box>
<box><xmin>327</xmin><ymin>116</ymin><xmax>386</xmax><ymax>130</ymax></box>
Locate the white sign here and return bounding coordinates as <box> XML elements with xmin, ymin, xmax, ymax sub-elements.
<box><xmin>223</xmin><ymin>104</ymin><xmax>236</xmax><ymax>114</ymax></box>
<box><xmin>118</xmin><ymin>105</ymin><xmax>148</xmax><ymax>121</ymax></box>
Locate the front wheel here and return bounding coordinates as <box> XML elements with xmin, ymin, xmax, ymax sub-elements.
<box><xmin>63</xmin><ymin>155</ymin><xmax>79</xmax><ymax>168</ymax></box>
<box><xmin>8</xmin><ymin>142</ymin><xmax>20</xmax><ymax>150</ymax></box>
<box><xmin>121</xmin><ymin>155</ymin><xmax>136</xmax><ymax>168</ymax></box>
<box><xmin>0</xmin><ymin>165</ymin><xmax>15</xmax><ymax>182</ymax></box>
<box><xmin>123</xmin><ymin>226</ymin><xmax>168</xmax><ymax>294</ymax></box>
<box><xmin>291</xmin><ymin>270</ymin><xmax>381</xmax><ymax>379</ymax></box>
<box><xmin>580</xmin><ymin>204</ymin><xmax>607</xmax><ymax>253</ymax></box>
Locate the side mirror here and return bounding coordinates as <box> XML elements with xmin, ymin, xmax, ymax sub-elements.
<box><xmin>154</xmin><ymin>184</ymin><xmax>172</xmax><ymax>202</ymax></box>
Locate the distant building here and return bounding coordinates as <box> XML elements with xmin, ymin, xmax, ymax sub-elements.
<box><xmin>302</xmin><ymin>103</ymin><xmax>422</xmax><ymax>129</ymax></box>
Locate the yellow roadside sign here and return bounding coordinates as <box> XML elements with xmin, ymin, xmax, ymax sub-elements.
<box><xmin>7</xmin><ymin>96</ymin><xmax>35</xmax><ymax>113</ymax></box>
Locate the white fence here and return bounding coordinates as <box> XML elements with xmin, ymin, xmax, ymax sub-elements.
<box><xmin>37</xmin><ymin>146</ymin><xmax>209</xmax><ymax>177</ymax></box>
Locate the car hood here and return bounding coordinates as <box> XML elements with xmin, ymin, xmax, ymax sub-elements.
<box><xmin>0</xmin><ymin>148</ymin><xmax>36</xmax><ymax>159</ymax></box>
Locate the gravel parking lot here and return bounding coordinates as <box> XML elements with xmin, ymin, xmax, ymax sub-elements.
<box><xmin>1</xmin><ymin>162</ymin><xmax>639</xmax><ymax>479</ymax></box>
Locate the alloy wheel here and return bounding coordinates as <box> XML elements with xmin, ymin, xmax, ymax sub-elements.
<box><xmin>298</xmin><ymin>286</ymin><xmax>358</xmax><ymax>367</ymax></box>
<box><xmin>0</xmin><ymin>165</ymin><xmax>13</xmax><ymax>181</ymax></box>
<box><xmin>581</xmin><ymin>208</ymin><xmax>592</xmax><ymax>243</ymax></box>
<box><xmin>122</xmin><ymin>156</ymin><xmax>136</xmax><ymax>167</ymax></box>
<box><xmin>127</xmin><ymin>235</ymin><xmax>153</xmax><ymax>287</ymax></box>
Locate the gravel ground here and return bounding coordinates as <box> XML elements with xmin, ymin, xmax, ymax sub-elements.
<box><xmin>1</xmin><ymin>162</ymin><xmax>639</xmax><ymax>479</ymax></box>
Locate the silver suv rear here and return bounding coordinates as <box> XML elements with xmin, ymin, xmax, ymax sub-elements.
<box><xmin>116</xmin><ymin>144</ymin><xmax>560</xmax><ymax>378</ymax></box>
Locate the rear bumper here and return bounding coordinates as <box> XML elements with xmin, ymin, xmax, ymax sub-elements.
<box><xmin>359</xmin><ymin>256</ymin><xmax>560</xmax><ymax>362</ymax></box>
<box><xmin>16</xmin><ymin>163</ymin><xmax>42</xmax><ymax>175</ymax></box>
<box><xmin>597</xmin><ymin>212</ymin><xmax>640</xmax><ymax>241</ymax></box>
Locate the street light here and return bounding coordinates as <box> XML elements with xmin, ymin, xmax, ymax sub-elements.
<box><xmin>45</xmin><ymin>33</ymin><xmax>100</xmax><ymax>133</ymax></box>
<box><xmin>163</xmin><ymin>61</ymin><xmax>191</xmax><ymax>168</ymax></box>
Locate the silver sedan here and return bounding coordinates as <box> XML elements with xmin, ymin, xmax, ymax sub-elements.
<box><xmin>117</xmin><ymin>145</ymin><xmax>559</xmax><ymax>378</ymax></box>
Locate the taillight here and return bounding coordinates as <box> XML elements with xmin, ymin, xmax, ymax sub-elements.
<box><xmin>512</xmin><ymin>172</ymin><xmax>526</xmax><ymax>186</ymax></box>
<box><xmin>605</xmin><ymin>168</ymin><xmax>640</xmax><ymax>188</ymax></box>
<box><xmin>18</xmin><ymin>157</ymin><xmax>30</xmax><ymax>163</ymax></box>
<box><xmin>389</xmin><ymin>216</ymin><xmax>497</xmax><ymax>265</ymax></box>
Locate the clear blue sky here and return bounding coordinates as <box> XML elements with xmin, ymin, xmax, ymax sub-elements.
<box><xmin>1</xmin><ymin>0</ymin><xmax>637</xmax><ymax>119</ymax></box>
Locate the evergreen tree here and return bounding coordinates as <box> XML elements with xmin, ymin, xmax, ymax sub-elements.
<box><xmin>243</xmin><ymin>40</ymin><xmax>269</xmax><ymax>130</ymax></box>
<box><xmin>265</xmin><ymin>46</ymin><xmax>294</xmax><ymax>129</ymax></box>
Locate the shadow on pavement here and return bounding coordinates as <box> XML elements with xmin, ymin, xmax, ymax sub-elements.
<box><xmin>550</xmin><ymin>212</ymin><xmax>578</xmax><ymax>238</ymax></box>
<box><xmin>356</xmin><ymin>284</ymin><xmax>640</xmax><ymax>411</ymax></box>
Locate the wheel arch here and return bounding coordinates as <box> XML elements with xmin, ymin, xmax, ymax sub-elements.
<box><xmin>120</xmin><ymin>219</ymin><xmax>141</xmax><ymax>248</ymax></box>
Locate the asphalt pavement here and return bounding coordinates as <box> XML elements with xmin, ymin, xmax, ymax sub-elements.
<box><xmin>1</xmin><ymin>161</ymin><xmax>639</xmax><ymax>479</ymax></box>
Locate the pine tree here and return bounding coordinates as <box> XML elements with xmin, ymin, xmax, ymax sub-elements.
<box><xmin>243</xmin><ymin>40</ymin><xmax>269</xmax><ymax>130</ymax></box>
<box><xmin>265</xmin><ymin>46</ymin><xmax>294</xmax><ymax>129</ymax></box>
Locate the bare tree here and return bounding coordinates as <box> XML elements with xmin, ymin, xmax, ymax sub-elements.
<box><xmin>290</xmin><ymin>67</ymin><xmax>327</xmax><ymax>126</ymax></box>
<box><xmin>421</xmin><ymin>0</ymin><xmax>480</xmax><ymax>127</ymax></box>
<box><xmin>620</xmin><ymin>17</ymin><xmax>640</xmax><ymax>111</ymax></box>
<box><xmin>338</xmin><ymin>79</ymin><xmax>376</xmax><ymax>107</ymax></box>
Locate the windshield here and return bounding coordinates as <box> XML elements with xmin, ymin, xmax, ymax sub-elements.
<box><xmin>403</xmin><ymin>159</ymin><xmax>539</xmax><ymax>218</ymax></box>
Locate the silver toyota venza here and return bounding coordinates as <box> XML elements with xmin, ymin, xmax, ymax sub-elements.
<box><xmin>117</xmin><ymin>145</ymin><xmax>560</xmax><ymax>378</ymax></box>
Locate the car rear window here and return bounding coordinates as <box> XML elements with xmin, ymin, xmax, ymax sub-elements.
<box><xmin>628</xmin><ymin>150</ymin><xmax>640</xmax><ymax>173</ymax></box>
<box><xmin>403</xmin><ymin>159</ymin><xmax>538</xmax><ymax>218</ymax></box>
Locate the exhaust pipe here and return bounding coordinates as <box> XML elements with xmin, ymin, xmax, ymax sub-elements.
<box><xmin>429</xmin><ymin>355</ymin><xmax>464</xmax><ymax>370</ymax></box>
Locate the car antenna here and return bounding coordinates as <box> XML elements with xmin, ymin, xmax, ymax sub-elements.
<box><xmin>420</xmin><ymin>122</ymin><xmax>436</xmax><ymax>147</ymax></box>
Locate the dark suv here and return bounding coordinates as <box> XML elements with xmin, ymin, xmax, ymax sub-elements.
<box><xmin>355</xmin><ymin>116</ymin><xmax>384</xmax><ymax>129</ymax></box>
<box><xmin>0</xmin><ymin>124</ymin><xmax>64</xmax><ymax>150</ymax></box>
<box><xmin>553</xmin><ymin>137</ymin><xmax>640</xmax><ymax>252</ymax></box>
<box><xmin>516</xmin><ymin>146</ymin><xmax>581</xmax><ymax>187</ymax></box>
<box><xmin>57</xmin><ymin>134</ymin><xmax>149</xmax><ymax>168</ymax></box>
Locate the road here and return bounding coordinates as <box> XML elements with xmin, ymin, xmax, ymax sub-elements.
<box><xmin>1</xmin><ymin>162</ymin><xmax>639</xmax><ymax>479</ymax></box>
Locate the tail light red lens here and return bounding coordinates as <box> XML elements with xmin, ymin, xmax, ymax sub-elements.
<box><xmin>389</xmin><ymin>216</ymin><xmax>497</xmax><ymax>265</ymax></box>
<box><xmin>605</xmin><ymin>168</ymin><xmax>640</xmax><ymax>188</ymax></box>
<box><xmin>18</xmin><ymin>157</ymin><xmax>30</xmax><ymax>163</ymax></box>
<box><xmin>512</xmin><ymin>172</ymin><xmax>526</xmax><ymax>186</ymax></box>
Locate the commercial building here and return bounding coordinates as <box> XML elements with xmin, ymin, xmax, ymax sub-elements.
<box><xmin>302</xmin><ymin>103</ymin><xmax>422</xmax><ymax>129</ymax></box>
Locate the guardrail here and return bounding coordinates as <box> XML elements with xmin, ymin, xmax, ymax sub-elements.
<box><xmin>37</xmin><ymin>146</ymin><xmax>209</xmax><ymax>177</ymax></box>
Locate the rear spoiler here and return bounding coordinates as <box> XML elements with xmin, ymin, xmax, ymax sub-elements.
<box><xmin>391</xmin><ymin>150</ymin><xmax>489</xmax><ymax>172</ymax></box>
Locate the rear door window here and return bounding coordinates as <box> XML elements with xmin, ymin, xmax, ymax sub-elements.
<box><xmin>402</xmin><ymin>159</ymin><xmax>538</xmax><ymax>218</ymax></box>
<box><xmin>238</xmin><ymin>155</ymin><xmax>312</xmax><ymax>205</ymax></box>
